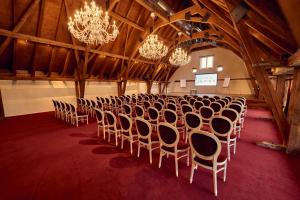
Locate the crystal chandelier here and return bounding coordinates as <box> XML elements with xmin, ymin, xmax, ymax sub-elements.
<box><xmin>139</xmin><ymin>34</ymin><xmax>168</xmax><ymax>60</ymax></box>
<box><xmin>138</xmin><ymin>13</ymin><xmax>168</xmax><ymax>60</ymax></box>
<box><xmin>169</xmin><ymin>47</ymin><xmax>191</xmax><ymax>66</ymax></box>
<box><xmin>68</xmin><ymin>1</ymin><xmax>119</xmax><ymax>45</ymax></box>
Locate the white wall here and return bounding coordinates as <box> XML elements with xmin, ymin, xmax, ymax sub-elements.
<box><xmin>168</xmin><ymin>47</ymin><xmax>254</xmax><ymax>95</ymax></box>
<box><xmin>0</xmin><ymin>80</ymin><xmax>76</xmax><ymax>117</ymax></box>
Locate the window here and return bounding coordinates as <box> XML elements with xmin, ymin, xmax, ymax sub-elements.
<box><xmin>200</xmin><ymin>55</ymin><xmax>214</xmax><ymax>69</ymax></box>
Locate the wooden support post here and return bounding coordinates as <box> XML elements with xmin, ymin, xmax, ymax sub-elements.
<box><xmin>287</xmin><ymin>67</ymin><xmax>300</xmax><ymax>153</ymax></box>
<box><xmin>276</xmin><ymin>76</ymin><xmax>286</xmax><ymax>106</ymax></box>
<box><xmin>0</xmin><ymin>89</ymin><xmax>5</xmax><ymax>119</ymax></box>
<box><xmin>146</xmin><ymin>80</ymin><xmax>153</xmax><ymax>94</ymax></box>
<box><xmin>75</xmin><ymin>80</ymin><xmax>86</xmax><ymax>99</ymax></box>
<box><xmin>158</xmin><ymin>82</ymin><xmax>162</xmax><ymax>94</ymax></box>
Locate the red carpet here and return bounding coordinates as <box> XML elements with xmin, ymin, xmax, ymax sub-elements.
<box><xmin>0</xmin><ymin>109</ymin><xmax>300</xmax><ymax>200</ymax></box>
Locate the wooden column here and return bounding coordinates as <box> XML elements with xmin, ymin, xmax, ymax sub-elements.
<box><xmin>146</xmin><ymin>80</ymin><xmax>153</xmax><ymax>94</ymax></box>
<box><xmin>75</xmin><ymin>80</ymin><xmax>85</xmax><ymax>99</ymax></box>
<box><xmin>158</xmin><ymin>82</ymin><xmax>162</xmax><ymax>94</ymax></box>
<box><xmin>0</xmin><ymin>89</ymin><xmax>4</xmax><ymax>119</ymax></box>
<box><xmin>287</xmin><ymin>67</ymin><xmax>300</xmax><ymax>153</ymax></box>
<box><xmin>276</xmin><ymin>76</ymin><xmax>286</xmax><ymax>106</ymax></box>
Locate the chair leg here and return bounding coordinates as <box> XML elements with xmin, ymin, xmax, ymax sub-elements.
<box><xmin>103</xmin><ymin>125</ymin><xmax>106</xmax><ymax>140</ymax></box>
<box><xmin>115</xmin><ymin>133</ymin><xmax>118</xmax><ymax>146</ymax></box>
<box><xmin>130</xmin><ymin>140</ymin><xmax>133</xmax><ymax>155</ymax></box>
<box><xmin>175</xmin><ymin>154</ymin><xmax>179</xmax><ymax>177</ymax></box>
<box><xmin>108</xmin><ymin>132</ymin><xmax>111</xmax><ymax>142</ymax></box>
<box><xmin>233</xmin><ymin>139</ymin><xmax>237</xmax><ymax>155</ymax></box>
<box><xmin>121</xmin><ymin>136</ymin><xmax>124</xmax><ymax>149</ymax></box>
<box><xmin>187</xmin><ymin>150</ymin><xmax>189</xmax><ymax>166</ymax></box>
<box><xmin>76</xmin><ymin>118</ymin><xmax>78</xmax><ymax>127</ymax></box>
<box><xmin>227</xmin><ymin>143</ymin><xmax>231</xmax><ymax>161</ymax></box>
<box><xmin>97</xmin><ymin>126</ymin><xmax>100</xmax><ymax>137</ymax></box>
<box><xmin>159</xmin><ymin>150</ymin><xmax>163</xmax><ymax>168</ymax></box>
<box><xmin>190</xmin><ymin>163</ymin><xmax>195</xmax><ymax>183</ymax></box>
<box><xmin>149</xmin><ymin>146</ymin><xmax>152</xmax><ymax>164</ymax></box>
<box><xmin>213</xmin><ymin>170</ymin><xmax>218</xmax><ymax>196</ymax></box>
<box><xmin>137</xmin><ymin>142</ymin><xmax>140</xmax><ymax>157</ymax></box>
<box><xmin>223</xmin><ymin>162</ymin><xmax>227</xmax><ymax>182</ymax></box>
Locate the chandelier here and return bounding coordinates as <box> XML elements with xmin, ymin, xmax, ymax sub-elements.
<box><xmin>138</xmin><ymin>13</ymin><xmax>168</xmax><ymax>60</ymax></box>
<box><xmin>68</xmin><ymin>1</ymin><xmax>119</xmax><ymax>45</ymax></box>
<box><xmin>169</xmin><ymin>47</ymin><xmax>191</xmax><ymax>66</ymax></box>
<box><xmin>139</xmin><ymin>34</ymin><xmax>168</xmax><ymax>60</ymax></box>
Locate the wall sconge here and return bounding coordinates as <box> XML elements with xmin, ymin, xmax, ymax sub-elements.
<box><xmin>216</xmin><ymin>65</ymin><xmax>223</xmax><ymax>72</ymax></box>
<box><xmin>192</xmin><ymin>67</ymin><xmax>197</xmax><ymax>73</ymax></box>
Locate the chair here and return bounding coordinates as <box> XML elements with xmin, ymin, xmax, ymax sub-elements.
<box><xmin>154</xmin><ymin>102</ymin><xmax>163</xmax><ymax>116</ymax></box>
<box><xmin>70</xmin><ymin>104</ymin><xmax>88</xmax><ymax>127</ymax></box>
<box><xmin>229</xmin><ymin>103</ymin><xmax>243</xmax><ymax>134</ymax></box>
<box><xmin>95</xmin><ymin>108</ymin><xmax>105</xmax><ymax>139</ymax></box>
<box><xmin>135</xmin><ymin>105</ymin><xmax>145</xmax><ymax>119</ymax></box>
<box><xmin>189</xmin><ymin>130</ymin><xmax>227</xmax><ymax>196</ymax></box>
<box><xmin>209</xmin><ymin>97</ymin><xmax>216</xmax><ymax>102</ymax></box>
<box><xmin>181</xmin><ymin>104</ymin><xmax>193</xmax><ymax>115</ymax></box>
<box><xmin>184</xmin><ymin>112</ymin><xmax>202</xmax><ymax>143</ymax></box>
<box><xmin>199</xmin><ymin>106</ymin><xmax>214</xmax><ymax>130</ymax></box>
<box><xmin>202</xmin><ymin>99</ymin><xmax>211</xmax><ymax>106</ymax></box>
<box><xmin>193</xmin><ymin>101</ymin><xmax>204</xmax><ymax>113</ymax></box>
<box><xmin>119</xmin><ymin>114</ymin><xmax>138</xmax><ymax>154</ymax></box>
<box><xmin>189</xmin><ymin>98</ymin><xmax>196</xmax><ymax>106</ymax></box>
<box><xmin>157</xmin><ymin>123</ymin><xmax>190</xmax><ymax>177</ymax></box>
<box><xmin>210</xmin><ymin>102</ymin><xmax>222</xmax><ymax>115</ymax></box>
<box><xmin>216</xmin><ymin>100</ymin><xmax>226</xmax><ymax>108</ymax></box>
<box><xmin>210</xmin><ymin>116</ymin><xmax>236</xmax><ymax>161</ymax></box>
<box><xmin>163</xmin><ymin>109</ymin><xmax>185</xmax><ymax>138</ymax></box>
<box><xmin>135</xmin><ymin>117</ymin><xmax>160</xmax><ymax>164</ymax></box>
<box><xmin>147</xmin><ymin>107</ymin><xmax>159</xmax><ymax>131</ymax></box>
<box><xmin>104</xmin><ymin>111</ymin><xmax>121</xmax><ymax>146</ymax></box>
<box><xmin>123</xmin><ymin>104</ymin><xmax>133</xmax><ymax>118</ymax></box>
<box><xmin>166</xmin><ymin>103</ymin><xmax>177</xmax><ymax>112</ymax></box>
<box><xmin>221</xmin><ymin>108</ymin><xmax>239</xmax><ymax>137</ymax></box>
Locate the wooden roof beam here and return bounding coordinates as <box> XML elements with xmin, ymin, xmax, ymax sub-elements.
<box><xmin>0</xmin><ymin>0</ymin><xmax>40</xmax><ymax>55</ymax></box>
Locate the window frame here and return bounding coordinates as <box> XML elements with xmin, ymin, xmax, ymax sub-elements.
<box><xmin>200</xmin><ymin>55</ymin><xmax>214</xmax><ymax>69</ymax></box>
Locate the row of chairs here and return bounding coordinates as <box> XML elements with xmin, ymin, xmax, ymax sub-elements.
<box><xmin>93</xmin><ymin>94</ymin><xmax>247</xmax><ymax>196</ymax></box>
<box><xmin>52</xmin><ymin>99</ymin><xmax>88</xmax><ymax>127</ymax></box>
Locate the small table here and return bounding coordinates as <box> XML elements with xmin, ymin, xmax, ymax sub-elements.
<box><xmin>190</xmin><ymin>89</ymin><xmax>197</xmax><ymax>95</ymax></box>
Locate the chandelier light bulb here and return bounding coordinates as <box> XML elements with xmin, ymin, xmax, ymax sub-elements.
<box><xmin>169</xmin><ymin>47</ymin><xmax>191</xmax><ymax>66</ymax></box>
<box><xmin>68</xmin><ymin>1</ymin><xmax>119</xmax><ymax>45</ymax></box>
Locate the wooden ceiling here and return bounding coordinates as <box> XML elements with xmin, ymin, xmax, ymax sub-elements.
<box><xmin>0</xmin><ymin>0</ymin><xmax>297</xmax><ymax>83</ymax></box>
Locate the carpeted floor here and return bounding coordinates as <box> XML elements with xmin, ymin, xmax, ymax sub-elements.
<box><xmin>0</xmin><ymin>109</ymin><xmax>299</xmax><ymax>200</ymax></box>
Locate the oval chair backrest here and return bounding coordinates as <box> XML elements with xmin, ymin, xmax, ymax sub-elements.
<box><xmin>111</xmin><ymin>98</ymin><xmax>116</xmax><ymax>106</ymax></box>
<box><xmin>229</xmin><ymin>103</ymin><xmax>242</xmax><ymax>114</ymax></box>
<box><xmin>148</xmin><ymin>107</ymin><xmax>159</xmax><ymax>120</ymax></box>
<box><xmin>97</xmin><ymin>101</ymin><xmax>103</xmax><ymax>109</ymax></box>
<box><xmin>163</xmin><ymin>109</ymin><xmax>177</xmax><ymax>125</ymax></box>
<box><xmin>105</xmin><ymin>98</ymin><xmax>110</xmax><ymax>105</ymax></box>
<box><xmin>154</xmin><ymin>102</ymin><xmax>163</xmax><ymax>112</ymax></box>
<box><xmin>135</xmin><ymin>117</ymin><xmax>152</xmax><ymax>139</ymax></box>
<box><xmin>235</xmin><ymin>98</ymin><xmax>245</xmax><ymax>105</ymax></box>
<box><xmin>132</xmin><ymin>97</ymin><xmax>137</xmax><ymax>104</ymax></box>
<box><xmin>189</xmin><ymin>98</ymin><xmax>196</xmax><ymax>106</ymax></box>
<box><xmin>135</xmin><ymin>105</ymin><xmax>144</xmax><ymax>118</ymax></box>
<box><xmin>210</xmin><ymin>102</ymin><xmax>222</xmax><ymax>113</ymax></box>
<box><xmin>61</xmin><ymin>102</ymin><xmax>66</xmax><ymax>110</ymax></box>
<box><xmin>221</xmin><ymin>108</ymin><xmax>238</xmax><ymax>124</ymax></box>
<box><xmin>105</xmin><ymin>111</ymin><xmax>116</xmax><ymax>127</ymax></box>
<box><xmin>91</xmin><ymin>100</ymin><xmax>96</xmax><ymax>108</ymax></box>
<box><xmin>158</xmin><ymin>99</ymin><xmax>164</xmax><ymax>106</ymax></box>
<box><xmin>194</xmin><ymin>101</ymin><xmax>204</xmax><ymax>111</ymax></box>
<box><xmin>185</xmin><ymin>112</ymin><xmax>202</xmax><ymax>130</ymax></box>
<box><xmin>189</xmin><ymin>130</ymin><xmax>221</xmax><ymax>162</ymax></box>
<box><xmin>216</xmin><ymin>100</ymin><xmax>226</xmax><ymax>108</ymax></box>
<box><xmin>158</xmin><ymin>123</ymin><xmax>179</xmax><ymax>148</ymax></box>
<box><xmin>182</xmin><ymin>104</ymin><xmax>193</xmax><ymax>114</ymax></box>
<box><xmin>168</xmin><ymin>99</ymin><xmax>176</xmax><ymax>105</ymax></box>
<box><xmin>166</xmin><ymin>103</ymin><xmax>177</xmax><ymax>111</ymax></box>
<box><xmin>208</xmin><ymin>97</ymin><xmax>216</xmax><ymax>102</ymax></box>
<box><xmin>123</xmin><ymin>104</ymin><xmax>132</xmax><ymax>116</ymax></box>
<box><xmin>95</xmin><ymin>108</ymin><xmax>104</xmax><ymax>122</ymax></box>
<box><xmin>202</xmin><ymin>99</ymin><xmax>211</xmax><ymax>106</ymax></box>
<box><xmin>70</xmin><ymin>104</ymin><xmax>76</xmax><ymax>113</ymax></box>
<box><xmin>203</xmin><ymin>95</ymin><xmax>209</xmax><ymax>99</ymax></box>
<box><xmin>144</xmin><ymin>96</ymin><xmax>149</xmax><ymax>101</ymax></box>
<box><xmin>65</xmin><ymin>103</ymin><xmax>71</xmax><ymax>112</ymax></box>
<box><xmin>214</xmin><ymin>96</ymin><xmax>220</xmax><ymax>100</ymax></box>
<box><xmin>222</xmin><ymin>98</ymin><xmax>229</xmax><ymax>105</ymax></box>
<box><xmin>119</xmin><ymin>114</ymin><xmax>132</xmax><ymax>132</ymax></box>
<box><xmin>210</xmin><ymin>116</ymin><xmax>233</xmax><ymax>138</ymax></box>
<box><xmin>232</xmin><ymin>100</ymin><xmax>243</xmax><ymax>107</ymax></box>
<box><xmin>196</xmin><ymin>96</ymin><xmax>203</xmax><ymax>101</ymax></box>
<box><xmin>116</xmin><ymin>98</ymin><xmax>122</xmax><ymax>107</ymax></box>
<box><xmin>180</xmin><ymin>100</ymin><xmax>189</xmax><ymax>106</ymax></box>
<box><xmin>143</xmin><ymin>101</ymin><xmax>151</xmax><ymax>110</ymax></box>
<box><xmin>199</xmin><ymin>106</ymin><xmax>214</xmax><ymax>120</ymax></box>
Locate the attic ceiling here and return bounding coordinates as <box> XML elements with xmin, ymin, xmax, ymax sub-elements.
<box><xmin>0</xmin><ymin>0</ymin><xmax>297</xmax><ymax>82</ymax></box>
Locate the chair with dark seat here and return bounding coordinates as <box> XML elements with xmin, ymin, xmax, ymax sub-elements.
<box><xmin>216</xmin><ymin>99</ymin><xmax>226</xmax><ymax>108</ymax></box>
<box><xmin>119</xmin><ymin>114</ymin><xmax>138</xmax><ymax>154</ymax></box>
<box><xmin>166</xmin><ymin>103</ymin><xmax>177</xmax><ymax>112</ymax></box>
<box><xmin>70</xmin><ymin>104</ymin><xmax>88</xmax><ymax>127</ymax></box>
<box><xmin>181</xmin><ymin>104</ymin><xmax>193</xmax><ymax>115</ymax></box>
<box><xmin>184</xmin><ymin>112</ymin><xmax>202</xmax><ymax>143</ymax></box>
<box><xmin>214</xmin><ymin>96</ymin><xmax>220</xmax><ymax>100</ymax></box>
<box><xmin>154</xmin><ymin>102</ymin><xmax>163</xmax><ymax>116</ymax></box>
<box><xmin>210</xmin><ymin>102</ymin><xmax>222</xmax><ymax>115</ymax></box>
<box><xmin>199</xmin><ymin>106</ymin><xmax>214</xmax><ymax>130</ymax></box>
<box><xmin>203</xmin><ymin>95</ymin><xmax>209</xmax><ymax>99</ymax></box>
<box><xmin>189</xmin><ymin>98</ymin><xmax>196</xmax><ymax>106</ymax></box>
<box><xmin>157</xmin><ymin>123</ymin><xmax>190</xmax><ymax>177</ymax></box>
<box><xmin>123</xmin><ymin>104</ymin><xmax>133</xmax><ymax>118</ymax></box>
<box><xmin>95</xmin><ymin>108</ymin><xmax>105</xmax><ymax>139</ymax></box>
<box><xmin>222</xmin><ymin>98</ymin><xmax>229</xmax><ymax>107</ymax></box>
<box><xmin>97</xmin><ymin>100</ymin><xmax>104</xmax><ymax>110</ymax></box>
<box><xmin>196</xmin><ymin>96</ymin><xmax>203</xmax><ymax>101</ymax></box>
<box><xmin>135</xmin><ymin>105</ymin><xmax>145</xmax><ymax>119</ymax></box>
<box><xmin>210</xmin><ymin>116</ymin><xmax>236</xmax><ymax>161</ymax></box>
<box><xmin>147</xmin><ymin>107</ymin><xmax>159</xmax><ymax>131</ymax></box>
<box><xmin>163</xmin><ymin>109</ymin><xmax>185</xmax><ymax>137</ymax></box>
<box><xmin>229</xmin><ymin>103</ymin><xmax>243</xmax><ymax>135</ymax></box>
<box><xmin>209</xmin><ymin>97</ymin><xmax>216</xmax><ymax>102</ymax></box>
<box><xmin>193</xmin><ymin>101</ymin><xmax>204</xmax><ymax>113</ymax></box>
<box><xmin>189</xmin><ymin>130</ymin><xmax>227</xmax><ymax>196</ymax></box>
<box><xmin>157</xmin><ymin>98</ymin><xmax>165</xmax><ymax>107</ymax></box>
<box><xmin>135</xmin><ymin>117</ymin><xmax>160</xmax><ymax>164</ymax></box>
<box><xmin>221</xmin><ymin>108</ymin><xmax>239</xmax><ymax>136</ymax></box>
<box><xmin>104</xmin><ymin>111</ymin><xmax>121</xmax><ymax>146</ymax></box>
<box><xmin>202</xmin><ymin>99</ymin><xmax>211</xmax><ymax>106</ymax></box>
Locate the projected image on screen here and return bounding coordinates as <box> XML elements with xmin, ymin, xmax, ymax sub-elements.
<box><xmin>195</xmin><ymin>73</ymin><xmax>218</xmax><ymax>86</ymax></box>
